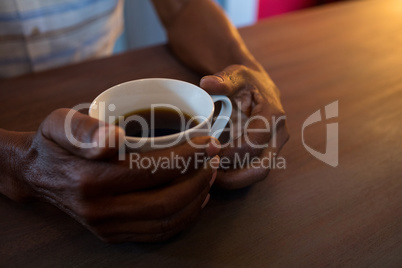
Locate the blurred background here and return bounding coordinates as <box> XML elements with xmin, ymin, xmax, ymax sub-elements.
<box><xmin>113</xmin><ymin>0</ymin><xmax>342</xmax><ymax>53</ymax></box>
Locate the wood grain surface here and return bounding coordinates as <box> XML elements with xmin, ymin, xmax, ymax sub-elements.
<box><xmin>1</xmin><ymin>0</ymin><xmax>401</xmax><ymax>266</ymax></box>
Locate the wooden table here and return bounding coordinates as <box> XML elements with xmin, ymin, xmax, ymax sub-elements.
<box><xmin>1</xmin><ymin>0</ymin><xmax>401</xmax><ymax>266</ymax></box>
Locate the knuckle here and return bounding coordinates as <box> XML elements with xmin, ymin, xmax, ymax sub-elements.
<box><xmin>44</xmin><ymin>109</ymin><xmax>72</xmax><ymax>128</ymax></box>
<box><xmin>39</xmin><ymin>108</ymin><xmax>79</xmax><ymax>141</ymax></box>
<box><xmin>48</xmin><ymin>108</ymin><xmax>69</xmax><ymax>121</ymax></box>
<box><xmin>40</xmin><ymin>109</ymin><xmax>67</xmax><ymax>133</ymax></box>
<box><xmin>236</xmin><ymin>64</ymin><xmax>249</xmax><ymax>76</ymax></box>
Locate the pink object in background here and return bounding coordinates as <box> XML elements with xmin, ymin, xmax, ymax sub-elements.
<box><xmin>258</xmin><ymin>0</ymin><xmax>316</xmax><ymax>19</ymax></box>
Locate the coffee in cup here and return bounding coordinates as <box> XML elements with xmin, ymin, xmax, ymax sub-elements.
<box><xmin>89</xmin><ymin>78</ymin><xmax>232</xmax><ymax>152</ymax></box>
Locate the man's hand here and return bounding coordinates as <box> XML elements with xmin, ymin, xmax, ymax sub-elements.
<box><xmin>200</xmin><ymin>64</ymin><xmax>289</xmax><ymax>189</ymax></box>
<box><xmin>3</xmin><ymin>109</ymin><xmax>220</xmax><ymax>243</ymax></box>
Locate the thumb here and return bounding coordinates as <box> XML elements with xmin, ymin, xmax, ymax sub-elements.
<box><xmin>39</xmin><ymin>108</ymin><xmax>125</xmax><ymax>159</ymax></box>
<box><xmin>200</xmin><ymin>64</ymin><xmax>247</xmax><ymax>96</ymax></box>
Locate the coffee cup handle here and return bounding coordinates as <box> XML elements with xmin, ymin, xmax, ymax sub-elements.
<box><xmin>210</xmin><ymin>95</ymin><xmax>233</xmax><ymax>139</ymax></box>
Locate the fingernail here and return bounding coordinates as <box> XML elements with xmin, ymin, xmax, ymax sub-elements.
<box><xmin>201</xmin><ymin>194</ymin><xmax>211</xmax><ymax>209</ymax></box>
<box><xmin>206</xmin><ymin>140</ymin><xmax>220</xmax><ymax>157</ymax></box>
<box><xmin>210</xmin><ymin>170</ymin><xmax>217</xmax><ymax>187</ymax></box>
<box><xmin>201</xmin><ymin>75</ymin><xmax>224</xmax><ymax>84</ymax></box>
<box><xmin>213</xmin><ymin>75</ymin><xmax>224</xmax><ymax>82</ymax></box>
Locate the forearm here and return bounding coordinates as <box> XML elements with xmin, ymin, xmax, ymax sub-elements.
<box><xmin>151</xmin><ymin>0</ymin><xmax>258</xmax><ymax>74</ymax></box>
<box><xmin>0</xmin><ymin>129</ymin><xmax>34</xmax><ymax>202</ymax></box>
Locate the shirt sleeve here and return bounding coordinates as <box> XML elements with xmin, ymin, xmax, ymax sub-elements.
<box><xmin>0</xmin><ymin>0</ymin><xmax>124</xmax><ymax>79</ymax></box>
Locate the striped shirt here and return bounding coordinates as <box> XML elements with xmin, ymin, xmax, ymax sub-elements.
<box><xmin>0</xmin><ymin>0</ymin><xmax>124</xmax><ymax>79</ymax></box>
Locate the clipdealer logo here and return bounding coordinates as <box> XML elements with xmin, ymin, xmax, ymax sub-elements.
<box><xmin>64</xmin><ymin>101</ymin><xmax>339</xmax><ymax>169</ymax></box>
<box><xmin>302</xmin><ymin>101</ymin><xmax>339</xmax><ymax>167</ymax></box>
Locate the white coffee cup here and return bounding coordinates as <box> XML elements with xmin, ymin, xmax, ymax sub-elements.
<box><xmin>89</xmin><ymin>78</ymin><xmax>232</xmax><ymax>152</ymax></box>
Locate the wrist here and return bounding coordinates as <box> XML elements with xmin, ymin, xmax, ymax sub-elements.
<box><xmin>0</xmin><ymin>129</ymin><xmax>35</xmax><ymax>202</ymax></box>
